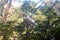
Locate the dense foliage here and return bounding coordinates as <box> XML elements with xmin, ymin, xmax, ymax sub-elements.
<box><xmin>0</xmin><ymin>0</ymin><xmax>60</xmax><ymax>40</ymax></box>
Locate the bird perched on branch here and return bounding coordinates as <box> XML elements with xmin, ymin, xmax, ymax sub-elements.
<box><xmin>23</xmin><ymin>14</ymin><xmax>37</xmax><ymax>27</ymax></box>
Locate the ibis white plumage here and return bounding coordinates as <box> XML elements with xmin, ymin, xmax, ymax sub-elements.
<box><xmin>23</xmin><ymin>14</ymin><xmax>37</xmax><ymax>27</ymax></box>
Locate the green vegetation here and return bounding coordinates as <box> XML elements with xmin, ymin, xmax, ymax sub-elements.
<box><xmin>0</xmin><ymin>0</ymin><xmax>60</xmax><ymax>40</ymax></box>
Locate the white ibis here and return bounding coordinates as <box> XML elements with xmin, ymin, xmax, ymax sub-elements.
<box><xmin>23</xmin><ymin>14</ymin><xmax>37</xmax><ymax>27</ymax></box>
